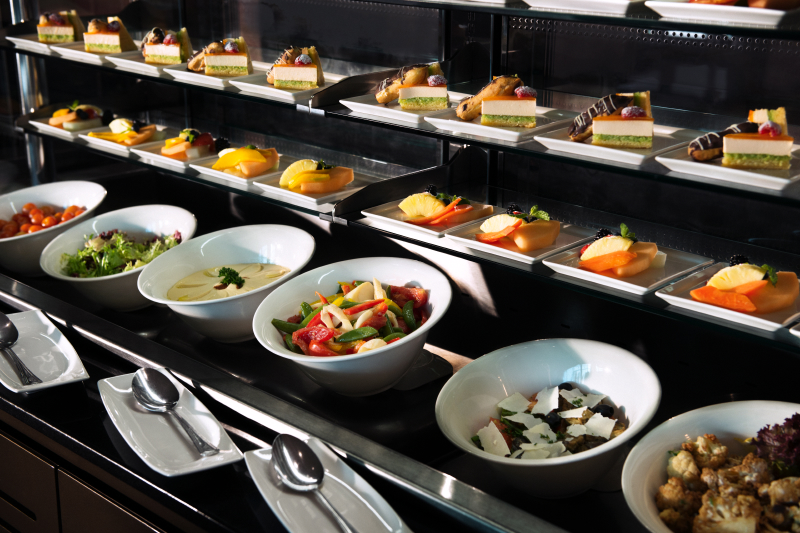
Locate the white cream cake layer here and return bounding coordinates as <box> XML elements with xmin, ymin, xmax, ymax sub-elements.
<box><xmin>85</xmin><ymin>34</ymin><xmax>120</xmax><ymax>46</ymax></box>
<box><xmin>39</xmin><ymin>26</ymin><xmax>74</xmax><ymax>36</ymax></box>
<box><xmin>272</xmin><ymin>65</ymin><xmax>317</xmax><ymax>82</ymax></box>
<box><xmin>592</xmin><ymin>119</ymin><xmax>653</xmax><ymax>137</ymax></box>
<box><xmin>145</xmin><ymin>44</ymin><xmax>181</xmax><ymax>58</ymax></box>
<box><xmin>724</xmin><ymin>136</ymin><xmax>794</xmax><ymax>155</ymax></box>
<box><xmin>481</xmin><ymin>99</ymin><xmax>536</xmax><ymax>117</ymax></box>
<box><xmin>398</xmin><ymin>86</ymin><xmax>448</xmax><ymax>99</ymax></box>
<box><xmin>205</xmin><ymin>54</ymin><xmax>248</xmax><ymax>67</ymax></box>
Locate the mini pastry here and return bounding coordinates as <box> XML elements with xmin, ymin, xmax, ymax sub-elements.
<box><xmin>84</xmin><ymin>17</ymin><xmax>136</xmax><ymax>54</ymax></box>
<box><xmin>691</xmin><ymin>255</ymin><xmax>799</xmax><ymax>314</ymax></box>
<box><xmin>141</xmin><ymin>27</ymin><xmax>192</xmax><ymax>65</ymax></box>
<box><xmin>398</xmin><ymin>185</ymin><xmax>493</xmax><ymax>227</ymax></box>
<box><xmin>161</xmin><ymin>129</ymin><xmax>225</xmax><ymax>160</ymax></box>
<box><xmin>592</xmin><ymin>105</ymin><xmax>654</xmax><ymax>149</ymax></box>
<box><xmin>37</xmin><ymin>11</ymin><xmax>84</xmax><ymax>43</ymax></box>
<box><xmin>188</xmin><ymin>38</ymin><xmax>253</xmax><ymax>77</ymax></box>
<box><xmin>48</xmin><ymin>101</ymin><xmax>105</xmax><ymax>131</ymax></box>
<box><xmin>723</xmin><ymin>109</ymin><xmax>793</xmax><ymax>170</ymax></box>
<box><xmin>212</xmin><ymin>145</ymin><xmax>279</xmax><ymax>178</ymax></box>
<box><xmin>481</xmin><ymin>86</ymin><xmax>537</xmax><ymax>128</ymax></box>
<box><xmin>688</xmin><ymin>122</ymin><xmax>759</xmax><ymax>162</ymax></box>
<box><xmin>267</xmin><ymin>46</ymin><xmax>324</xmax><ymax>88</ymax></box>
<box><xmin>578</xmin><ymin>224</ymin><xmax>662</xmax><ymax>278</ymax></box>
<box><xmin>476</xmin><ymin>204</ymin><xmax>559</xmax><ymax>251</ymax></box>
<box><xmin>456</xmin><ymin>75</ymin><xmax>523</xmax><ymax>122</ymax></box>
<box><xmin>376</xmin><ymin>62</ymin><xmax>443</xmax><ymax>104</ymax></box>
<box><xmin>567</xmin><ymin>94</ymin><xmax>635</xmax><ymax>143</ymax></box>
<box><xmin>279</xmin><ymin>159</ymin><xmax>354</xmax><ymax>194</ymax></box>
<box><xmin>88</xmin><ymin>118</ymin><xmax>159</xmax><ymax>146</ymax></box>
<box><xmin>398</xmin><ymin>75</ymin><xmax>449</xmax><ymax>111</ymax></box>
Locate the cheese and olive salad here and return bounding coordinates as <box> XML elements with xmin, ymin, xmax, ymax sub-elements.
<box><xmin>473</xmin><ymin>383</ymin><xmax>625</xmax><ymax>460</ymax></box>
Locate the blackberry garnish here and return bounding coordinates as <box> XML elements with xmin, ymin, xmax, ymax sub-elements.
<box><xmin>131</xmin><ymin>120</ymin><xmax>146</xmax><ymax>133</ymax></box>
<box><xmin>214</xmin><ymin>137</ymin><xmax>230</xmax><ymax>151</ymax></box>
<box><xmin>594</xmin><ymin>228</ymin><xmax>613</xmax><ymax>241</ymax></box>
<box><xmin>75</xmin><ymin>108</ymin><xmax>88</xmax><ymax>120</ymax></box>
<box><xmin>425</xmin><ymin>184</ymin><xmax>438</xmax><ymax>196</ymax></box>
<box><xmin>506</xmin><ymin>203</ymin><xmax>523</xmax><ymax>215</ymax></box>
<box><xmin>729</xmin><ymin>254</ymin><xmax>749</xmax><ymax>266</ymax></box>
<box><xmin>101</xmin><ymin>109</ymin><xmax>114</xmax><ymax>126</ymax></box>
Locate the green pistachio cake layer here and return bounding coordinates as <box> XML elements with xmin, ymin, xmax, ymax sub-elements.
<box><xmin>481</xmin><ymin>114</ymin><xmax>537</xmax><ymax>128</ymax></box>
<box><xmin>144</xmin><ymin>54</ymin><xmax>182</xmax><ymax>65</ymax></box>
<box><xmin>38</xmin><ymin>33</ymin><xmax>74</xmax><ymax>43</ymax></box>
<box><xmin>722</xmin><ymin>153</ymin><xmax>791</xmax><ymax>170</ymax></box>
<box><xmin>398</xmin><ymin>97</ymin><xmax>448</xmax><ymax>110</ymax></box>
<box><xmin>85</xmin><ymin>43</ymin><xmax>121</xmax><ymax>53</ymax></box>
<box><xmin>205</xmin><ymin>65</ymin><xmax>249</xmax><ymax>76</ymax></box>
<box><xmin>273</xmin><ymin>80</ymin><xmax>318</xmax><ymax>89</ymax></box>
<box><xmin>592</xmin><ymin>134</ymin><xmax>653</xmax><ymax>148</ymax></box>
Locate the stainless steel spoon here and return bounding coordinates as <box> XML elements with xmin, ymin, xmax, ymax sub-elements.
<box><xmin>131</xmin><ymin>368</ymin><xmax>219</xmax><ymax>457</ymax></box>
<box><xmin>0</xmin><ymin>312</ymin><xmax>42</xmax><ymax>386</ymax></box>
<box><xmin>271</xmin><ymin>434</ymin><xmax>355</xmax><ymax>533</ymax></box>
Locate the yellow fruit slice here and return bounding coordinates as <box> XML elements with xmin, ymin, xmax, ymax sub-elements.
<box><xmin>288</xmin><ymin>170</ymin><xmax>331</xmax><ymax>189</ymax></box>
<box><xmin>279</xmin><ymin>159</ymin><xmax>318</xmax><ymax>187</ymax></box>
<box><xmin>480</xmin><ymin>214</ymin><xmax>524</xmax><ymax>234</ymax></box>
<box><xmin>87</xmin><ymin>131</ymin><xmax>137</xmax><ymax>143</ymax></box>
<box><xmin>707</xmin><ymin>264</ymin><xmax>765</xmax><ymax>291</ymax></box>
<box><xmin>580</xmin><ymin>236</ymin><xmax>633</xmax><ymax>261</ymax></box>
<box><xmin>53</xmin><ymin>108</ymin><xmax>71</xmax><ymax>118</ymax></box>
<box><xmin>164</xmin><ymin>137</ymin><xmax>185</xmax><ymax>148</ymax></box>
<box><xmin>212</xmin><ymin>148</ymin><xmax>266</xmax><ymax>171</ymax></box>
<box><xmin>398</xmin><ymin>193</ymin><xmax>445</xmax><ymax>217</ymax></box>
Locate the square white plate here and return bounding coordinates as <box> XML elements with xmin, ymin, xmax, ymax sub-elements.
<box><xmin>106</xmin><ymin>50</ymin><xmax>186</xmax><ymax>77</ymax></box>
<box><xmin>130</xmin><ymin>140</ymin><xmax>225</xmax><ymax>169</ymax></box>
<box><xmin>0</xmin><ymin>310</ymin><xmax>89</xmax><ymax>393</ymax></box>
<box><xmin>163</xmin><ymin>63</ymin><xmax>267</xmax><ymax>88</ymax></box>
<box><xmin>245</xmin><ymin>440</ymin><xmax>411</xmax><ymax>533</ymax></box>
<box><xmin>657</xmin><ymin>263</ymin><xmax>800</xmax><ymax>331</ymax></box>
<box><xmin>535</xmin><ymin>125</ymin><xmax>700</xmax><ymax>165</ymax></box>
<box><xmin>645</xmin><ymin>1</ymin><xmax>794</xmax><ymax>27</ymax></box>
<box><xmin>789</xmin><ymin>321</ymin><xmax>800</xmax><ymax>340</ymax></box>
<box><xmin>252</xmin><ymin>169</ymin><xmax>381</xmax><ymax>206</ymax></box>
<box><xmin>656</xmin><ymin>145</ymin><xmax>800</xmax><ymax>191</ymax></box>
<box><xmin>6</xmin><ymin>34</ymin><xmax>55</xmax><ymax>55</ymax></box>
<box><xmin>79</xmin><ymin>126</ymin><xmax>178</xmax><ymax>154</ymax></box>
<box><xmin>522</xmin><ymin>0</ymin><xmax>650</xmax><ymax>14</ymax></box>
<box><xmin>29</xmin><ymin>116</ymin><xmax>103</xmax><ymax>140</ymax></box>
<box><xmin>339</xmin><ymin>92</ymin><xmax>470</xmax><ymax>125</ymax></box>
<box><xmin>362</xmin><ymin>200</ymin><xmax>500</xmax><ymax>238</ymax></box>
<box><xmin>98</xmin><ymin>369</ymin><xmax>243</xmax><ymax>476</ymax></box>
<box><xmin>542</xmin><ymin>244</ymin><xmax>713</xmax><ymax>295</ymax></box>
<box><xmin>190</xmin><ymin>154</ymin><xmax>298</xmax><ymax>187</ymax></box>
<box><xmin>51</xmin><ymin>41</ymin><xmax>124</xmax><ymax>65</ymax></box>
<box><xmin>425</xmin><ymin>106</ymin><xmax>576</xmax><ymax>143</ymax></box>
<box><xmin>229</xmin><ymin>72</ymin><xmax>344</xmax><ymax>102</ymax></box>
<box><xmin>445</xmin><ymin>221</ymin><xmax>595</xmax><ymax>264</ymax></box>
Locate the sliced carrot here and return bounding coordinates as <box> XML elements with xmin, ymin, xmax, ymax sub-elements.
<box><xmin>690</xmin><ymin>285</ymin><xmax>757</xmax><ymax>313</ymax></box>
<box><xmin>476</xmin><ymin>219</ymin><xmax>522</xmax><ymax>243</ymax></box>
<box><xmin>733</xmin><ymin>279</ymin><xmax>768</xmax><ymax>296</ymax></box>
<box><xmin>431</xmin><ymin>205</ymin><xmax>473</xmax><ymax>225</ymax></box>
<box><xmin>579</xmin><ymin>251</ymin><xmax>637</xmax><ymax>273</ymax></box>
<box><xmin>405</xmin><ymin>197</ymin><xmax>462</xmax><ymax>226</ymax></box>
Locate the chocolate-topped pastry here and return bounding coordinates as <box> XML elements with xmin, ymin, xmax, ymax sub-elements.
<box><xmin>688</xmin><ymin>122</ymin><xmax>759</xmax><ymax>162</ymax></box>
<box><xmin>456</xmin><ymin>75</ymin><xmax>523</xmax><ymax>122</ymax></box>
<box><xmin>187</xmin><ymin>48</ymin><xmax>206</xmax><ymax>72</ymax></box>
<box><xmin>142</xmin><ymin>27</ymin><xmax>165</xmax><ymax>48</ymax></box>
<box><xmin>568</xmin><ymin>94</ymin><xmax>633</xmax><ymax>142</ymax></box>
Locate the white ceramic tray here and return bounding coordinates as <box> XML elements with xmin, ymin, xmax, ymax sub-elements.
<box><xmin>79</xmin><ymin>126</ymin><xmax>178</xmax><ymax>154</ymax></box>
<box><xmin>535</xmin><ymin>125</ymin><xmax>700</xmax><ymax>165</ymax></box>
<box><xmin>445</xmin><ymin>221</ymin><xmax>595</xmax><ymax>264</ymax></box>
<box><xmin>190</xmin><ymin>154</ymin><xmax>298</xmax><ymax>187</ymax></box>
<box><xmin>656</xmin><ymin>144</ymin><xmax>800</xmax><ymax>192</ymax></box>
<box><xmin>425</xmin><ymin>106</ymin><xmax>576</xmax><ymax>143</ymax></box>
<box><xmin>0</xmin><ymin>310</ymin><xmax>89</xmax><ymax>393</ymax></box>
<box><xmin>656</xmin><ymin>262</ymin><xmax>800</xmax><ymax>331</ymax></box>
<box><xmin>130</xmin><ymin>140</ymin><xmax>229</xmax><ymax>169</ymax></box>
<box><xmin>229</xmin><ymin>72</ymin><xmax>345</xmax><ymax>102</ymax></box>
<box><xmin>164</xmin><ymin>63</ymin><xmax>268</xmax><ymax>88</ymax></box>
<box><xmin>543</xmin><ymin>243</ymin><xmax>713</xmax><ymax>295</ymax></box>
<box><xmin>51</xmin><ymin>41</ymin><xmax>129</xmax><ymax>65</ymax></box>
<box><xmin>645</xmin><ymin>1</ymin><xmax>798</xmax><ymax>27</ymax></box>
<box><xmin>252</xmin><ymin>169</ymin><xmax>381</xmax><ymax>206</ymax></box>
<box><xmin>523</xmin><ymin>0</ymin><xmax>651</xmax><ymax>15</ymax></box>
<box><xmin>106</xmin><ymin>50</ymin><xmax>186</xmax><ymax>77</ymax></box>
<box><xmin>98</xmin><ymin>369</ymin><xmax>243</xmax><ymax>476</ymax></box>
<box><xmin>339</xmin><ymin>92</ymin><xmax>470</xmax><ymax>125</ymax></box>
<box><xmin>245</xmin><ymin>439</ymin><xmax>411</xmax><ymax>533</ymax></box>
<box><xmin>28</xmin><ymin>117</ymin><xmax>104</xmax><ymax>140</ymax></box>
<box><xmin>6</xmin><ymin>34</ymin><xmax>55</xmax><ymax>54</ymax></box>
<box><xmin>362</xmin><ymin>200</ymin><xmax>500</xmax><ymax>238</ymax></box>
<box><xmin>789</xmin><ymin>321</ymin><xmax>800</xmax><ymax>340</ymax></box>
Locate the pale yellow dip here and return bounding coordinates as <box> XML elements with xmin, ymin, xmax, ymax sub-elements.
<box><xmin>167</xmin><ymin>263</ymin><xmax>290</xmax><ymax>302</ymax></box>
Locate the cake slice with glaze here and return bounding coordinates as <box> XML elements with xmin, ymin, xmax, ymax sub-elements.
<box><xmin>84</xmin><ymin>17</ymin><xmax>136</xmax><ymax>54</ymax></box>
<box><xmin>37</xmin><ymin>11</ymin><xmax>85</xmax><ymax>43</ymax></box>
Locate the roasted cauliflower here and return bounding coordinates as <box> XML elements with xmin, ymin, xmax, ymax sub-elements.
<box><xmin>693</xmin><ymin>492</ymin><xmax>761</xmax><ymax>533</ymax></box>
<box><xmin>682</xmin><ymin>434</ymin><xmax>729</xmax><ymax>470</ymax></box>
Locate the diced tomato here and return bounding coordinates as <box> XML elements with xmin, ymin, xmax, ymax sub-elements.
<box><xmin>396</xmin><ymin>318</ymin><xmax>411</xmax><ymax>334</ymax></box>
<box><xmin>490</xmin><ymin>418</ymin><xmax>515</xmax><ymax>449</ymax></box>
<box><xmin>307</xmin><ymin>313</ymin><xmax>323</xmax><ymax>328</ymax></box>
<box><xmin>389</xmin><ymin>286</ymin><xmax>428</xmax><ymax>309</ymax></box>
<box><xmin>192</xmin><ymin>132</ymin><xmax>215</xmax><ymax>148</ymax></box>
<box><xmin>287</xmin><ymin>314</ymin><xmax>302</xmax><ymax>324</ymax></box>
<box><xmin>293</xmin><ymin>337</ymin><xmax>309</xmax><ymax>355</ymax></box>
<box><xmin>343</xmin><ymin>299</ymin><xmax>383</xmax><ymax>315</ymax></box>
<box><xmin>308</xmin><ymin>340</ymin><xmax>339</xmax><ymax>357</ymax></box>
<box><xmin>415</xmin><ymin>308</ymin><xmax>429</xmax><ymax>326</ymax></box>
<box><xmin>360</xmin><ymin>315</ymin><xmax>387</xmax><ymax>331</ymax></box>
<box><xmin>292</xmin><ymin>326</ymin><xmax>336</xmax><ymax>348</ymax></box>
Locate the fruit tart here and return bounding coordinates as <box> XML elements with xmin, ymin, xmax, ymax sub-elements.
<box><xmin>87</xmin><ymin>118</ymin><xmax>160</xmax><ymax>146</ymax></box>
<box><xmin>188</xmin><ymin>38</ymin><xmax>253</xmax><ymax>77</ymax></box>
<box><xmin>141</xmin><ymin>27</ymin><xmax>192</xmax><ymax>65</ymax></box>
<box><xmin>376</xmin><ymin>62</ymin><xmax>444</xmax><ymax>104</ymax></box>
<box><xmin>47</xmin><ymin>101</ymin><xmax>108</xmax><ymax>131</ymax></box>
<box><xmin>84</xmin><ymin>17</ymin><xmax>136</xmax><ymax>54</ymax></box>
<box><xmin>161</xmin><ymin>129</ymin><xmax>226</xmax><ymax>161</ymax></box>
<box><xmin>690</xmin><ymin>256</ymin><xmax>799</xmax><ymax>314</ymax></box>
<box><xmin>211</xmin><ymin>145</ymin><xmax>279</xmax><ymax>178</ymax></box>
<box><xmin>279</xmin><ymin>159</ymin><xmax>354</xmax><ymax>194</ymax></box>
<box><xmin>398</xmin><ymin>185</ymin><xmax>493</xmax><ymax>227</ymax></box>
<box><xmin>37</xmin><ymin>10</ymin><xmax>85</xmax><ymax>44</ymax></box>
<box><xmin>578</xmin><ymin>224</ymin><xmax>664</xmax><ymax>277</ymax></box>
<box><xmin>266</xmin><ymin>46</ymin><xmax>324</xmax><ymax>89</ymax></box>
<box><xmin>475</xmin><ymin>204</ymin><xmax>560</xmax><ymax>251</ymax></box>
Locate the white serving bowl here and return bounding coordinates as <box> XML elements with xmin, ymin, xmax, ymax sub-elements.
<box><xmin>138</xmin><ymin>225</ymin><xmax>315</xmax><ymax>342</ymax></box>
<box><xmin>0</xmin><ymin>181</ymin><xmax>107</xmax><ymax>275</ymax></box>
<box><xmin>39</xmin><ymin>205</ymin><xmax>198</xmax><ymax>312</ymax></box>
<box><xmin>253</xmin><ymin>257</ymin><xmax>452</xmax><ymax>397</ymax></box>
<box><xmin>435</xmin><ymin>338</ymin><xmax>661</xmax><ymax>498</ymax></box>
<box><xmin>622</xmin><ymin>401</ymin><xmax>800</xmax><ymax>533</ymax></box>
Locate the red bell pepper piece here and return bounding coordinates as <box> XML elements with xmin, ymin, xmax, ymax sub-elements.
<box><xmin>307</xmin><ymin>312</ymin><xmax>324</xmax><ymax>328</ymax></box>
<box><xmin>373</xmin><ymin>302</ymin><xmax>388</xmax><ymax>316</ymax></box>
<box><xmin>389</xmin><ymin>286</ymin><xmax>428</xmax><ymax>309</ymax></box>
<box><xmin>343</xmin><ymin>299</ymin><xmax>384</xmax><ymax>315</ymax></box>
<box><xmin>387</xmin><ymin>337</ymin><xmax>403</xmax><ymax>344</ymax></box>
<box><xmin>360</xmin><ymin>315</ymin><xmax>387</xmax><ymax>331</ymax></box>
<box><xmin>315</xmin><ymin>291</ymin><xmax>329</xmax><ymax>304</ymax></box>
<box><xmin>308</xmin><ymin>340</ymin><xmax>339</xmax><ymax>357</ymax></box>
<box><xmin>475</xmin><ymin>219</ymin><xmax>522</xmax><ymax>243</ymax></box>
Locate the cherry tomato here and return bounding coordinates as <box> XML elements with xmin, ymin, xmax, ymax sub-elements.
<box><xmin>40</xmin><ymin>205</ymin><xmax>54</xmax><ymax>216</ymax></box>
<box><xmin>12</xmin><ymin>213</ymin><xmax>27</xmax><ymax>225</ymax></box>
<box><xmin>0</xmin><ymin>220</ymin><xmax>6</xmax><ymax>227</ymax></box>
<box><xmin>192</xmin><ymin>132</ymin><xmax>214</xmax><ymax>148</ymax></box>
<box><xmin>64</xmin><ymin>205</ymin><xmax>79</xmax><ymax>214</ymax></box>
<box><xmin>54</xmin><ymin>212</ymin><xmax>62</xmax><ymax>222</ymax></box>
<box><xmin>73</xmin><ymin>209</ymin><xmax>85</xmax><ymax>217</ymax></box>
<box><xmin>41</xmin><ymin>216</ymin><xmax>56</xmax><ymax>228</ymax></box>
<box><xmin>389</xmin><ymin>285</ymin><xmax>429</xmax><ymax>309</ymax></box>
<box><xmin>3</xmin><ymin>222</ymin><xmax>19</xmax><ymax>234</ymax></box>
<box><xmin>28</xmin><ymin>225</ymin><xmax>43</xmax><ymax>233</ymax></box>
<box><xmin>61</xmin><ymin>212</ymin><xmax>74</xmax><ymax>222</ymax></box>
<box><xmin>30</xmin><ymin>212</ymin><xmax>43</xmax><ymax>224</ymax></box>
<box><xmin>21</xmin><ymin>202</ymin><xmax>36</xmax><ymax>214</ymax></box>
<box><xmin>360</xmin><ymin>315</ymin><xmax>387</xmax><ymax>331</ymax></box>
<box><xmin>19</xmin><ymin>224</ymin><xmax>31</xmax><ymax>233</ymax></box>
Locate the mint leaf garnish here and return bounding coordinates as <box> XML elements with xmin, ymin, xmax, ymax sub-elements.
<box><xmin>761</xmin><ymin>264</ymin><xmax>778</xmax><ymax>286</ymax></box>
<box><xmin>529</xmin><ymin>205</ymin><xmax>550</xmax><ymax>221</ymax></box>
<box><xmin>620</xmin><ymin>223</ymin><xmax>636</xmax><ymax>241</ymax></box>
<box><xmin>69</xmin><ymin>100</ymin><xmax>79</xmax><ymax>110</ymax></box>
<box><xmin>317</xmin><ymin>160</ymin><xmax>335</xmax><ymax>170</ymax></box>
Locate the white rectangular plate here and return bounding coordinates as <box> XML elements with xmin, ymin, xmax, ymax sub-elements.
<box><xmin>656</xmin><ymin>263</ymin><xmax>800</xmax><ymax>331</ymax></box>
<box><xmin>0</xmin><ymin>310</ymin><xmax>89</xmax><ymax>393</ymax></box>
<box><xmin>106</xmin><ymin>51</ymin><xmax>185</xmax><ymax>76</ymax></box>
<box><xmin>252</xmin><ymin>170</ymin><xmax>381</xmax><ymax>206</ymax></box>
<box><xmin>164</xmin><ymin>63</ymin><xmax>267</xmax><ymax>88</ymax></box>
<box><xmin>362</xmin><ymin>199</ymin><xmax>500</xmax><ymax>238</ymax></box>
<box><xmin>51</xmin><ymin>41</ymin><xmax>119</xmax><ymax>64</ymax></box>
<box><xmin>656</xmin><ymin>145</ymin><xmax>800</xmax><ymax>191</ymax></box>
<box><xmin>6</xmin><ymin>34</ymin><xmax>55</xmax><ymax>54</ymax></box>
<box><xmin>543</xmin><ymin>244</ymin><xmax>713</xmax><ymax>295</ymax></box>
<box><xmin>99</xmin><ymin>369</ymin><xmax>242</xmax><ymax>476</ymax></box>
<box><xmin>229</xmin><ymin>72</ymin><xmax>344</xmax><ymax>102</ymax></box>
<box><xmin>29</xmin><ymin>116</ymin><xmax>103</xmax><ymax>140</ymax></box>
<box><xmin>79</xmin><ymin>126</ymin><xmax>178</xmax><ymax>154</ymax></box>
<box><xmin>789</xmin><ymin>321</ymin><xmax>800</xmax><ymax>339</ymax></box>
<box><xmin>535</xmin><ymin>125</ymin><xmax>700</xmax><ymax>165</ymax></box>
<box><xmin>645</xmin><ymin>1</ymin><xmax>794</xmax><ymax>27</ymax></box>
<box><xmin>190</xmin><ymin>154</ymin><xmax>298</xmax><ymax>187</ymax></box>
<box><xmin>523</xmin><ymin>0</ymin><xmax>648</xmax><ymax>15</ymax></box>
<box><xmin>130</xmin><ymin>140</ymin><xmax>225</xmax><ymax>169</ymax></box>
<box><xmin>245</xmin><ymin>440</ymin><xmax>411</xmax><ymax>533</ymax></box>
<box><xmin>425</xmin><ymin>106</ymin><xmax>576</xmax><ymax>143</ymax></box>
<box><xmin>445</xmin><ymin>221</ymin><xmax>595</xmax><ymax>264</ymax></box>
<box><xmin>339</xmin><ymin>92</ymin><xmax>470</xmax><ymax>125</ymax></box>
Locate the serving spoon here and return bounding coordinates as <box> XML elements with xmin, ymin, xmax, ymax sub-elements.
<box><xmin>0</xmin><ymin>312</ymin><xmax>42</xmax><ymax>386</ymax></box>
<box><xmin>271</xmin><ymin>434</ymin><xmax>355</xmax><ymax>533</ymax></box>
<box><xmin>131</xmin><ymin>368</ymin><xmax>219</xmax><ymax>457</ymax></box>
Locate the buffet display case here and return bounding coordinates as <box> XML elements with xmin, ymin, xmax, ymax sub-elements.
<box><xmin>1</xmin><ymin>0</ymin><xmax>800</xmax><ymax>532</ymax></box>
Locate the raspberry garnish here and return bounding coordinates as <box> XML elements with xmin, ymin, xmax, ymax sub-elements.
<box><xmin>223</xmin><ymin>40</ymin><xmax>239</xmax><ymax>53</ymax></box>
<box><xmin>759</xmin><ymin>120</ymin><xmax>782</xmax><ymax>137</ymax></box>
<box><xmin>515</xmin><ymin>86</ymin><xmax>537</xmax><ymax>98</ymax></box>
<box><xmin>107</xmin><ymin>20</ymin><xmax>120</xmax><ymax>32</ymax></box>
<box><xmin>48</xmin><ymin>13</ymin><xmax>66</xmax><ymax>25</ymax></box>
<box><xmin>295</xmin><ymin>54</ymin><xmax>312</xmax><ymax>65</ymax></box>
<box><xmin>621</xmin><ymin>106</ymin><xmax>647</xmax><ymax>119</ymax></box>
<box><xmin>427</xmin><ymin>75</ymin><xmax>447</xmax><ymax>87</ymax></box>
<box><xmin>163</xmin><ymin>33</ymin><xmax>178</xmax><ymax>45</ymax></box>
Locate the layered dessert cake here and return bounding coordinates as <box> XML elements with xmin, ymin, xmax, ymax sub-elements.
<box><xmin>398</xmin><ymin>75</ymin><xmax>448</xmax><ymax>111</ymax></box>
<box><xmin>568</xmin><ymin>92</ymin><xmax>650</xmax><ymax>142</ymax></box>
<box><xmin>456</xmin><ymin>75</ymin><xmax>523</xmax><ymax>122</ymax></box>
<box><xmin>84</xmin><ymin>17</ymin><xmax>136</xmax><ymax>54</ymax></box>
<box><xmin>188</xmin><ymin>38</ymin><xmax>253</xmax><ymax>77</ymax></box>
<box><xmin>722</xmin><ymin>107</ymin><xmax>793</xmax><ymax>170</ymax></box>
<box><xmin>481</xmin><ymin>86</ymin><xmax>537</xmax><ymax>128</ymax></box>
<box><xmin>592</xmin><ymin>105</ymin><xmax>654</xmax><ymax>149</ymax></box>
<box><xmin>268</xmin><ymin>46</ymin><xmax>324</xmax><ymax>89</ymax></box>
<box><xmin>688</xmin><ymin>122</ymin><xmax>759</xmax><ymax>162</ymax></box>
<box><xmin>37</xmin><ymin>11</ymin><xmax>85</xmax><ymax>43</ymax></box>
<box><xmin>376</xmin><ymin>62</ymin><xmax>444</xmax><ymax>104</ymax></box>
<box><xmin>142</xmin><ymin>27</ymin><xmax>192</xmax><ymax>65</ymax></box>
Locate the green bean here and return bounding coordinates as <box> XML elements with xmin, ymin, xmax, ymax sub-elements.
<box><xmin>272</xmin><ymin>319</ymin><xmax>303</xmax><ymax>334</ymax></box>
<box><xmin>335</xmin><ymin>327</ymin><xmax>378</xmax><ymax>343</ymax></box>
<box><xmin>378</xmin><ymin>324</ymin><xmax>392</xmax><ymax>338</ymax></box>
<box><xmin>387</xmin><ymin>303</ymin><xmax>403</xmax><ymax>317</ymax></box>
<box><xmin>284</xmin><ymin>334</ymin><xmax>303</xmax><ymax>354</ymax></box>
<box><xmin>338</xmin><ymin>300</ymin><xmax>358</xmax><ymax>309</ymax></box>
<box><xmin>300</xmin><ymin>305</ymin><xmax>324</xmax><ymax>327</ymax></box>
<box><xmin>402</xmin><ymin>301</ymin><xmax>417</xmax><ymax>332</ymax></box>
<box><xmin>300</xmin><ymin>302</ymin><xmax>314</xmax><ymax>319</ymax></box>
<box><xmin>383</xmin><ymin>332</ymin><xmax>406</xmax><ymax>343</ymax></box>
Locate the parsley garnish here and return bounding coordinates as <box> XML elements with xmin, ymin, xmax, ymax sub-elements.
<box><xmin>571</xmin><ymin>398</ymin><xmax>583</xmax><ymax>407</ymax></box>
<box><xmin>620</xmin><ymin>223</ymin><xmax>636</xmax><ymax>241</ymax></box>
<box><xmin>761</xmin><ymin>264</ymin><xmax>778</xmax><ymax>286</ymax></box>
<box><xmin>316</xmin><ymin>160</ymin><xmax>335</xmax><ymax>170</ymax></box>
<box><xmin>556</xmin><ymin>431</ymin><xmax>566</xmax><ymax>440</ymax></box>
<box><xmin>219</xmin><ymin>267</ymin><xmax>245</xmax><ymax>288</ymax></box>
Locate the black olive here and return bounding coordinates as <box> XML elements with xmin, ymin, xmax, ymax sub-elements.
<box><xmin>544</xmin><ymin>410</ymin><xmax>561</xmax><ymax>429</ymax></box>
<box><xmin>75</xmin><ymin>108</ymin><xmax>88</xmax><ymax>120</ymax></box>
<box><xmin>425</xmin><ymin>184</ymin><xmax>437</xmax><ymax>196</ymax></box>
<box><xmin>214</xmin><ymin>137</ymin><xmax>230</xmax><ymax>151</ymax></box>
<box><xmin>591</xmin><ymin>404</ymin><xmax>614</xmax><ymax>418</ymax></box>
<box><xmin>729</xmin><ymin>254</ymin><xmax>749</xmax><ymax>266</ymax></box>
<box><xmin>558</xmin><ymin>382</ymin><xmax>573</xmax><ymax>391</ymax></box>
<box><xmin>594</xmin><ymin>228</ymin><xmax>613</xmax><ymax>241</ymax></box>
